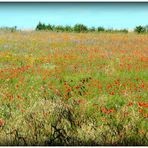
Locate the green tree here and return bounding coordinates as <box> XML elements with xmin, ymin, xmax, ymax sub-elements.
<box><xmin>64</xmin><ymin>25</ymin><xmax>73</xmax><ymax>32</ymax></box>
<box><xmin>74</xmin><ymin>24</ymin><xmax>88</xmax><ymax>33</ymax></box>
<box><xmin>134</xmin><ymin>25</ymin><xmax>146</xmax><ymax>33</ymax></box>
<box><xmin>55</xmin><ymin>25</ymin><xmax>65</xmax><ymax>32</ymax></box>
<box><xmin>97</xmin><ymin>27</ymin><xmax>105</xmax><ymax>32</ymax></box>
<box><xmin>36</xmin><ymin>22</ymin><xmax>47</xmax><ymax>30</ymax></box>
<box><xmin>47</xmin><ymin>24</ymin><xmax>53</xmax><ymax>30</ymax></box>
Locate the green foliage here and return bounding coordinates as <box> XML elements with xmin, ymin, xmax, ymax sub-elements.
<box><xmin>120</xmin><ymin>29</ymin><xmax>128</xmax><ymax>33</ymax></box>
<box><xmin>134</xmin><ymin>25</ymin><xmax>146</xmax><ymax>33</ymax></box>
<box><xmin>36</xmin><ymin>22</ymin><xmax>46</xmax><ymax>30</ymax></box>
<box><xmin>47</xmin><ymin>24</ymin><xmax>53</xmax><ymax>30</ymax></box>
<box><xmin>35</xmin><ymin>22</ymin><xmax>129</xmax><ymax>33</ymax></box>
<box><xmin>73</xmin><ymin>24</ymin><xmax>88</xmax><ymax>33</ymax></box>
<box><xmin>55</xmin><ymin>25</ymin><xmax>65</xmax><ymax>32</ymax></box>
<box><xmin>34</xmin><ymin>21</ymin><xmax>148</xmax><ymax>34</ymax></box>
<box><xmin>64</xmin><ymin>25</ymin><xmax>73</xmax><ymax>32</ymax></box>
<box><xmin>105</xmin><ymin>28</ymin><xmax>128</xmax><ymax>33</ymax></box>
<box><xmin>97</xmin><ymin>26</ymin><xmax>105</xmax><ymax>32</ymax></box>
<box><xmin>0</xmin><ymin>26</ymin><xmax>17</xmax><ymax>32</ymax></box>
<box><xmin>0</xmin><ymin>31</ymin><xmax>148</xmax><ymax>145</ymax></box>
<box><xmin>88</xmin><ymin>27</ymin><xmax>96</xmax><ymax>32</ymax></box>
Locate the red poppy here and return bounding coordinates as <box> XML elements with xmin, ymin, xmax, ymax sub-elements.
<box><xmin>110</xmin><ymin>92</ymin><xmax>114</xmax><ymax>95</ymax></box>
<box><xmin>0</xmin><ymin>119</ymin><xmax>5</xmax><ymax>127</ymax></box>
<box><xmin>139</xmin><ymin>109</ymin><xmax>143</xmax><ymax>113</ymax></box>
<box><xmin>75</xmin><ymin>86</ymin><xmax>80</xmax><ymax>89</ymax></box>
<box><xmin>138</xmin><ymin>102</ymin><xmax>148</xmax><ymax>108</ymax></box>
<box><xmin>102</xmin><ymin>107</ymin><xmax>107</xmax><ymax>114</ymax></box>
<box><xmin>98</xmin><ymin>85</ymin><xmax>102</xmax><ymax>89</ymax></box>
<box><xmin>127</xmin><ymin>101</ymin><xmax>133</xmax><ymax>107</ymax></box>
<box><xmin>15</xmin><ymin>84</ymin><xmax>19</xmax><ymax>89</ymax></box>
<box><xmin>21</xmin><ymin>109</ymin><xmax>25</xmax><ymax>113</ymax></box>
<box><xmin>107</xmin><ymin>84</ymin><xmax>112</xmax><ymax>89</ymax></box>
<box><xmin>66</xmin><ymin>88</ymin><xmax>71</xmax><ymax>92</ymax></box>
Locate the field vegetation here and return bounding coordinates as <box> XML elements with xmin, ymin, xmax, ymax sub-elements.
<box><xmin>0</xmin><ymin>30</ymin><xmax>148</xmax><ymax>145</ymax></box>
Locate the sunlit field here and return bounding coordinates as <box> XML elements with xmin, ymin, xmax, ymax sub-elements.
<box><xmin>0</xmin><ymin>31</ymin><xmax>148</xmax><ymax>145</ymax></box>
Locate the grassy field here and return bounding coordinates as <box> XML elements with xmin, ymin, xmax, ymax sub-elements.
<box><xmin>0</xmin><ymin>31</ymin><xmax>148</xmax><ymax>145</ymax></box>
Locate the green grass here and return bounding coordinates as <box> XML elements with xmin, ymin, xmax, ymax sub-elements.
<box><xmin>0</xmin><ymin>31</ymin><xmax>147</xmax><ymax>145</ymax></box>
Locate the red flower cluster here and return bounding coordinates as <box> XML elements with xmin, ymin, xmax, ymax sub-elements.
<box><xmin>102</xmin><ymin>107</ymin><xmax>114</xmax><ymax>114</ymax></box>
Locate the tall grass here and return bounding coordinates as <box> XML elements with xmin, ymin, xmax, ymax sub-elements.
<box><xmin>0</xmin><ymin>31</ymin><xmax>147</xmax><ymax>145</ymax></box>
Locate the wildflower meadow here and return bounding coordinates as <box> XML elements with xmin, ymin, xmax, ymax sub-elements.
<box><xmin>0</xmin><ymin>31</ymin><xmax>148</xmax><ymax>145</ymax></box>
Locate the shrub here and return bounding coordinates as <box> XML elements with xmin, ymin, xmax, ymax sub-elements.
<box><xmin>47</xmin><ymin>24</ymin><xmax>53</xmax><ymax>31</ymax></box>
<box><xmin>134</xmin><ymin>25</ymin><xmax>146</xmax><ymax>33</ymax></box>
<box><xmin>64</xmin><ymin>25</ymin><xmax>73</xmax><ymax>32</ymax></box>
<box><xmin>119</xmin><ymin>29</ymin><xmax>128</xmax><ymax>33</ymax></box>
<box><xmin>0</xmin><ymin>26</ymin><xmax>17</xmax><ymax>32</ymax></box>
<box><xmin>73</xmin><ymin>24</ymin><xmax>88</xmax><ymax>33</ymax></box>
<box><xmin>36</xmin><ymin>22</ymin><xmax>46</xmax><ymax>30</ymax></box>
<box><xmin>88</xmin><ymin>27</ymin><xmax>96</xmax><ymax>32</ymax></box>
<box><xmin>55</xmin><ymin>25</ymin><xmax>65</xmax><ymax>32</ymax></box>
<box><xmin>97</xmin><ymin>27</ymin><xmax>105</xmax><ymax>32</ymax></box>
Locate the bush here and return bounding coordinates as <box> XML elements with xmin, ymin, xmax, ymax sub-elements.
<box><xmin>36</xmin><ymin>22</ymin><xmax>52</xmax><ymax>31</ymax></box>
<box><xmin>55</xmin><ymin>25</ymin><xmax>65</xmax><ymax>32</ymax></box>
<box><xmin>97</xmin><ymin>27</ymin><xmax>105</xmax><ymax>32</ymax></box>
<box><xmin>74</xmin><ymin>24</ymin><xmax>88</xmax><ymax>33</ymax></box>
<box><xmin>88</xmin><ymin>27</ymin><xmax>96</xmax><ymax>32</ymax></box>
<box><xmin>0</xmin><ymin>26</ymin><xmax>17</xmax><ymax>32</ymax></box>
<box><xmin>47</xmin><ymin>24</ymin><xmax>53</xmax><ymax>31</ymax></box>
<box><xmin>119</xmin><ymin>29</ymin><xmax>128</xmax><ymax>33</ymax></box>
<box><xmin>134</xmin><ymin>25</ymin><xmax>146</xmax><ymax>34</ymax></box>
<box><xmin>64</xmin><ymin>25</ymin><xmax>73</xmax><ymax>32</ymax></box>
<box><xmin>36</xmin><ymin>22</ymin><xmax>46</xmax><ymax>30</ymax></box>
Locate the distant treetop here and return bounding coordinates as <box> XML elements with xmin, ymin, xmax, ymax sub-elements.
<box><xmin>35</xmin><ymin>22</ymin><xmax>129</xmax><ymax>33</ymax></box>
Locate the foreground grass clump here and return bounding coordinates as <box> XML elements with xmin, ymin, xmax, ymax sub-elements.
<box><xmin>0</xmin><ymin>31</ymin><xmax>148</xmax><ymax>145</ymax></box>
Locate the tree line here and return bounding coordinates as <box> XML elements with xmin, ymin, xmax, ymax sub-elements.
<box><xmin>0</xmin><ymin>23</ymin><xmax>148</xmax><ymax>34</ymax></box>
<box><xmin>0</xmin><ymin>26</ymin><xmax>17</xmax><ymax>32</ymax></box>
<box><xmin>35</xmin><ymin>22</ymin><xmax>128</xmax><ymax>33</ymax></box>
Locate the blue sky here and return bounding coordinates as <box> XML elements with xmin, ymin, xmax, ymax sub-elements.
<box><xmin>0</xmin><ymin>3</ymin><xmax>148</xmax><ymax>30</ymax></box>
